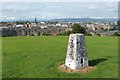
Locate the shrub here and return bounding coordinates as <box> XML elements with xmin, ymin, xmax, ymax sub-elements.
<box><xmin>96</xmin><ymin>33</ymin><xmax>101</xmax><ymax>36</ymax></box>
<box><xmin>114</xmin><ymin>32</ymin><xmax>120</xmax><ymax>36</ymax></box>
<box><xmin>42</xmin><ymin>33</ymin><xmax>52</xmax><ymax>36</ymax></box>
<box><xmin>59</xmin><ymin>30</ymin><xmax>72</xmax><ymax>36</ymax></box>
<box><xmin>85</xmin><ymin>32</ymin><xmax>92</xmax><ymax>36</ymax></box>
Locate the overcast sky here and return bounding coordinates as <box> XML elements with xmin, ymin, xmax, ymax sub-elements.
<box><xmin>2</xmin><ymin>0</ymin><xmax>119</xmax><ymax>2</ymax></box>
<box><xmin>1</xmin><ymin>1</ymin><xmax>118</xmax><ymax>21</ymax></box>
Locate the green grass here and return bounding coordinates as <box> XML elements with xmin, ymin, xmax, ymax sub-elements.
<box><xmin>0</xmin><ymin>37</ymin><xmax>2</xmax><ymax>79</ymax></box>
<box><xmin>2</xmin><ymin>36</ymin><xmax>118</xmax><ymax>78</ymax></box>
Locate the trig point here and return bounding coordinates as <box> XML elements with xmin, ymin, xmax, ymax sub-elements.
<box><xmin>65</xmin><ymin>33</ymin><xmax>88</xmax><ymax>70</ymax></box>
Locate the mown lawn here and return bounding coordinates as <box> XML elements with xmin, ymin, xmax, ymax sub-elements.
<box><xmin>2</xmin><ymin>36</ymin><xmax>118</xmax><ymax>78</ymax></box>
<box><xmin>0</xmin><ymin>37</ymin><xmax>2</xmax><ymax>79</ymax></box>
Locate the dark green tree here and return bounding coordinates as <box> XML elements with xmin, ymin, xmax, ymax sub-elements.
<box><xmin>114</xmin><ymin>32</ymin><xmax>120</xmax><ymax>36</ymax></box>
<box><xmin>71</xmin><ymin>23</ymin><xmax>86</xmax><ymax>34</ymax></box>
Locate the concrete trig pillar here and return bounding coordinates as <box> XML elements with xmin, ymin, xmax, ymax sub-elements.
<box><xmin>65</xmin><ymin>34</ymin><xmax>88</xmax><ymax>70</ymax></box>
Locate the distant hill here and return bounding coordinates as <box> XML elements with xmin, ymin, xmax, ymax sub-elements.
<box><xmin>47</xmin><ymin>18</ymin><xmax>118</xmax><ymax>22</ymax></box>
<box><xmin>2</xmin><ymin>18</ymin><xmax>118</xmax><ymax>22</ymax></box>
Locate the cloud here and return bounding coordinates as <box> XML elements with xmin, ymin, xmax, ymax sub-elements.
<box><xmin>1</xmin><ymin>2</ymin><xmax>118</xmax><ymax>21</ymax></box>
<box><xmin>2</xmin><ymin>0</ymin><xmax>119</xmax><ymax>2</ymax></box>
<box><xmin>89</xmin><ymin>6</ymin><xmax>96</xmax><ymax>9</ymax></box>
<box><xmin>45</xmin><ymin>5</ymin><xmax>63</xmax><ymax>8</ymax></box>
<box><xmin>41</xmin><ymin>16</ymin><xmax>45</xmax><ymax>18</ymax></box>
<box><xmin>6</xmin><ymin>17</ymin><xmax>16</xmax><ymax>20</ymax></box>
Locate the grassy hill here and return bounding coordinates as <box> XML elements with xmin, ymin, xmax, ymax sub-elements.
<box><xmin>2</xmin><ymin>36</ymin><xmax>118</xmax><ymax>78</ymax></box>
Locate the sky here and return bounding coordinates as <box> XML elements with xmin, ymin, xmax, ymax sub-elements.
<box><xmin>2</xmin><ymin>0</ymin><xmax>119</xmax><ymax>2</ymax></box>
<box><xmin>1</xmin><ymin>2</ymin><xmax>118</xmax><ymax>21</ymax></box>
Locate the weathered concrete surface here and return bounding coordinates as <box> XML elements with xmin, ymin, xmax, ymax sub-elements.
<box><xmin>65</xmin><ymin>34</ymin><xmax>88</xmax><ymax>70</ymax></box>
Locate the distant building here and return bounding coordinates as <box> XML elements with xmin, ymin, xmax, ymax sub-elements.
<box><xmin>35</xmin><ymin>17</ymin><xmax>37</xmax><ymax>23</ymax></box>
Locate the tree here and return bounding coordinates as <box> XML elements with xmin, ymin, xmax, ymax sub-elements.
<box><xmin>71</xmin><ymin>23</ymin><xmax>86</xmax><ymax>34</ymax></box>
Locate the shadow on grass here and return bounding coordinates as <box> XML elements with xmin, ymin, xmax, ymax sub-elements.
<box><xmin>89</xmin><ymin>58</ymin><xmax>108</xmax><ymax>66</ymax></box>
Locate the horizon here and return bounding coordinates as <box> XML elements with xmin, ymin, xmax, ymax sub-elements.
<box><xmin>1</xmin><ymin>17</ymin><xmax>118</xmax><ymax>22</ymax></box>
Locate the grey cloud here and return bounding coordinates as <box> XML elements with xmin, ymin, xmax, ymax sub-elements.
<box><xmin>2</xmin><ymin>2</ymin><xmax>118</xmax><ymax>20</ymax></box>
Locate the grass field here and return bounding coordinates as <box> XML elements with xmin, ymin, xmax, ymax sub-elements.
<box><xmin>2</xmin><ymin>36</ymin><xmax>118</xmax><ymax>78</ymax></box>
<box><xmin>0</xmin><ymin>37</ymin><xmax>2</xmax><ymax>79</ymax></box>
